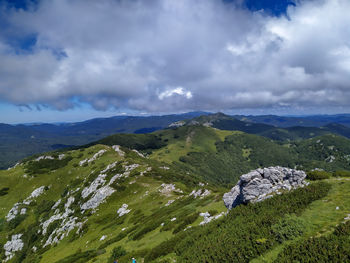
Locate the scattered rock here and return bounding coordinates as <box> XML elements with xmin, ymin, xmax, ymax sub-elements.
<box><xmin>81</xmin><ymin>186</ymin><xmax>115</xmax><ymax>210</ymax></box>
<box><xmin>159</xmin><ymin>184</ymin><xmax>183</xmax><ymax>196</ymax></box>
<box><xmin>20</xmin><ymin>208</ymin><xmax>27</xmax><ymax>215</ymax></box>
<box><xmin>117</xmin><ymin>204</ymin><xmax>131</xmax><ymax>217</ymax></box>
<box><xmin>325</xmin><ymin>155</ymin><xmax>335</xmax><ymax>163</ymax></box>
<box><xmin>6</xmin><ymin>186</ymin><xmax>46</xmax><ymax>221</ymax></box>
<box><xmin>189</xmin><ymin>189</ymin><xmax>211</xmax><ymax>199</ymax></box>
<box><xmin>35</xmin><ymin>155</ymin><xmax>54</xmax><ymax>162</ymax></box>
<box><xmin>168</xmin><ymin>121</ymin><xmax>185</xmax><ymax>128</ymax></box>
<box><xmin>199</xmin><ymin>211</ymin><xmax>225</xmax><ymax>225</ymax></box>
<box><xmin>79</xmin><ymin>149</ymin><xmax>106</xmax><ymax>166</ymax></box>
<box><xmin>4</xmin><ymin>234</ymin><xmax>24</xmax><ymax>261</ymax></box>
<box><xmin>165</xmin><ymin>200</ymin><xmax>175</xmax><ymax>206</ymax></box>
<box><xmin>112</xmin><ymin>145</ymin><xmax>125</xmax><ymax>157</ymax></box>
<box><xmin>132</xmin><ymin>149</ymin><xmax>145</xmax><ymax>158</ymax></box>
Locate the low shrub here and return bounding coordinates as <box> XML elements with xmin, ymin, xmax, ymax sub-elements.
<box><xmin>333</xmin><ymin>170</ymin><xmax>350</xmax><ymax>177</ymax></box>
<box><xmin>276</xmin><ymin>220</ymin><xmax>350</xmax><ymax>262</ymax></box>
<box><xmin>271</xmin><ymin>214</ymin><xmax>307</xmax><ymax>243</ymax></box>
<box><xmin>108</xmin><ymin>246</ymin><xmax>126</xmax><ymax>262</ymax></box>
<box><xmin>0</xmin><ymin>187</ymin><xmax>9</xmax><ymax>196</ymax></box>
<box><xmin>54</xmin><ymin>249</ymin><xmax>106</xmax><ymax>263</ymax></box>
<box><xmin>307</xmin><ymin>170</ymin><xmax>332</xmax><ymax>180</ymax></box>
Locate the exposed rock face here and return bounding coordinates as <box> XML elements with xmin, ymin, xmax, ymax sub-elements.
<box><xmin>79</xmin><ymin>149</ymin><xmax>106</xmax><ymax>166</ymax></box>
<box><xmin>112</xmin><ymin>145</ymin><xmax>125</xmax><ymax>157</ymax></box>
<box><xmin>4</xmin><ymin>234</ymin><xmax>24</xmax><ymax>261</ymax></box>
<box><xmin>6</xmin><ymin>186</ymin><xmax>46</xmax><ymax>221</ymax></box>
<box><xmin>223</xmin><ymin>167</ymin><xmax>308</xmax><ymax>209</ymax></box>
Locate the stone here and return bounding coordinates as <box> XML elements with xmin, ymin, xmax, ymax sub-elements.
<box><xmin>117</xmin><ymin>204</ymin><xmax>131</xmax><ymax>217</ymax></box>
<box><xmin>132</xmin><ymin>149</ymin><xmax>145</xmax><ymax>158</ymax></box>
<box><xmin>165</xmin><ymin>200</ymin><xmax>175</xmax><ymax>206</ymax></box>
<box><xmin>6</xmin><ymin>186</ymin><xmax>46</xmax><ymax>221</ymax></box>
<box><xmin>79</xmin><ymin>149</ymin><xmax>106</xmax><ymax>166</ymax></box>
<box><xmin>4</xmin><ymin>234</ymin><xmax>24</xmax><ymax>261</ymax></box>
<box><xmin>112</xmin><ymin>145</ymin><xmax>125</xmax><ymax>157</ymax></box>
<box><xmin>159</xmin><ymin>183</ymin><xmax>183</xmax><ymax>195</ymax></box>
<box><xmin>81</xmin><ymin>186</ymin><xmax>115</xmax><ymax>210</ymax></box>
<box><xmin>189</xmin><ymin>189</ymin><xmax>211</xmax><ymax>199</ymax></box>
<box><xmin>199</xmin><ymin>211</ymin><xmax>226</xmax><ymax>225</ymax></box>
<box><xmin>223</xmin><ymin>167</ymin><xmax>307</xmax><ymax>209</ymax></box>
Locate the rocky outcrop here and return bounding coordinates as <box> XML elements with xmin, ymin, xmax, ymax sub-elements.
<box><xmin>117</xmin><ymin>204</ymin><xmax>131</xmax><ymax>216</ymax></box>
<box><xmin>3</xmin><ymin>234</ymin><xmax>24</xmax><ymax>261</ymax></box>
<box><xmin>6</xmin><ymin>186</ymin><xmax>46</xmax><ymax>221</ymax></box>
<box><xmin>112</xmin><ymin>145</ymin><xmax>125</xmax><ymax>157</ymax></box>
<box><xmin>79</xmin><ymin>149</ymin><xmax>106</xmax><ymax>166</ymax></box>
<box><xmin>223</xmin><ymin>167</ymin><xmax>308</xmax><ymax>209</ymax></box>
<box><xmin>189</xmin><ymin>189</ymin><xmax>211</xmax><ymax>199</ymax></box>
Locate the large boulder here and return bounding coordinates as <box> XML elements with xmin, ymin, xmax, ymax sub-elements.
<box><xmin>223</xmin><ymin>167</ymin><xmax>308</xmax><ymax>209</ymax></box>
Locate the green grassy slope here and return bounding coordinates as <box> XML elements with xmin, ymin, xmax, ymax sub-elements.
<box><xmin>2</xmin><ymin>125</ymin><xmax>350</xmax><ymax>262</ymax></box>
<box><xmin>0</xmin><ymin>143</ymin><xmax>226</xmax><ymax>263</ymax></box>
<box><xmin>143</xmin><ymin>126</ymin><xmax>350</xmax><ymax>185</ymax></box>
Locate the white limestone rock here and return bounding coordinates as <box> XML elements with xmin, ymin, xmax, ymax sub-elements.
<box><xmin>189</xmin><ymin>189</ymin><xmax>211</xmax><ymax>199</ymax></box>
<box><xmin>165</xmin><ymin>200</ymin><xmax>175</xmax><ymax>206</ymax></box>
<box><xmin>132</xmin><ymin>149</ymin><xmax>145</xmax><ymax>158</ymax></box>
<box><xmin>112</xmin><ymin>145</ymin><xmax>125</xmax><ymax>157</ymax></box>
<box><xmin>81</xmin><ymin>173</ymin><xmax>108</xmax><ymax>199</ymax></box>
<box><xmin>168</xmin><ymin>121</ymin><xmax>185</xmax><ymax>128</ymax></box>
<box><xmin>20</xmin><ymin>208</ymin><xmax>27</xmax><ymax>215</ymax></box>
<box><xmin>4</xmin><ymin>234</ymin><xmax>24</xmax><ymax>261</ymax></box>
<box><xmin>79</xmin><ymin>149</ymin><xmax>106</xmax><ymax>166</ymax></box>
<box><xmin>117</xmin><ymin>204</ymin><xmax>131</xmax><ymax>217</ymax></box>
<box><xmin>223</xmin><ymin>167</ymin><xmax>307</xmax><ymax>209</ymax></box>
<box><xmin>35</xmin><ymin>155</ymin><xmax>54</xmax><ymax>162</ymax></box>
<box><xmin>52</xmin><ymin>199</ymin><xmax>62</xmax><ymax>210</ymax></box>
<box><xmin>199</xmin><ymin>212</ymin><xmax>225</xmax><ymax>225</ymax></box>
<box><xmin>6</xmin><ymin>186</ymin><xmax>46</xmax><ymax>221</ymax></box>
<box><xmin>81</xmin><ymin>186</ymin><xmax>115</xmax><ymax>211</ymax></box>
<box><xmin>159</xmin><ymin>183</ymin><xmax>183</xmax><ymax>196</ymax></box>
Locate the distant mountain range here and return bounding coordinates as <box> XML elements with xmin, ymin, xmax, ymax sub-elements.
<box><xmin>2</xmin><ymin>111</ymin><xmax>350</xmax><ymax>169</ymax></box>
<box><xmin>1</xmin><ymin>120</ymin><xmax>350</xmax><ymax>262</ymax></box>
<box><xmin>0</xmin><ymin>112</ymin><xmax>207</xmax><ymax>169</ymax></box>
<box><xmin>234</xmin><ymin>114</ymin><xmax>350</xmax><ymax>128</ymax></box>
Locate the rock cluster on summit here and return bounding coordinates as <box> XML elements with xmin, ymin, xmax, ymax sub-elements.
<box><xmin>223</xmin><ymin>166</ymin><xmax>308</xmax><ymax>209</ymax></box>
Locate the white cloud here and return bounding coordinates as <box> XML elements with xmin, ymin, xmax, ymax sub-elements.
<box><xmin>158</xmin><ymin>87</ymin><xmax>192</xmax><ymax>100</ymax></box>
<box><xmin>0</xmin><ymin>0</ymin><xmax>350</xmax><ymax>113</ymax></box>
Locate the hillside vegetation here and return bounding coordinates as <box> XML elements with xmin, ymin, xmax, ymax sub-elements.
<box><xmin>1</xmin><ymin>124</ymin><xmax>350</xmax><ymax>262</ymax></box>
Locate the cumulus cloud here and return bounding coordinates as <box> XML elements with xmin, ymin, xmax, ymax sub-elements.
<box><xmin>0</xmin><ymin>0</ymin><xmax>350</xmax><ymax>113</ymax></box>
<box><xmin>158</xmin><ymin>87</ymin><xmax>192</xmax><ymax>100</ymax></box>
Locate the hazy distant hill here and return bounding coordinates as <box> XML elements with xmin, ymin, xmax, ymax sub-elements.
<box><xmin>0</xmin><ymin>112</ymin><xmax>207</xmax><ymax>169</ymax></box>
<box><xmin>234</xmin><ymin>114</ymin><xmax>350</xmax><ymax>127</ymax></box>
<box><xmin>186</xmin><ymin>113</ymin><xmax>350</xmax><ymax>142</ymax></box>
<box><xmin>3</xmin><ymin>111</ymin><xmax>350</xmax><ymax>170</ymax></box>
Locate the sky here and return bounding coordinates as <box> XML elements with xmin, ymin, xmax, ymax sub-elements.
<box><xmin>1</xmin><ymin>0</ymin><xmax>350</xmax><ymax>123</ymax></box>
